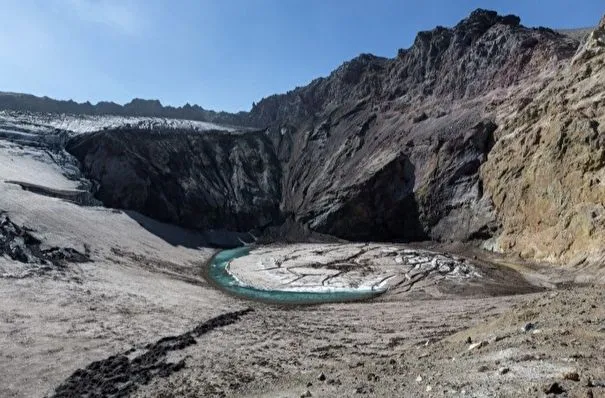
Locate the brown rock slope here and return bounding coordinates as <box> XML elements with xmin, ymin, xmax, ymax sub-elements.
<box><xmin>481</xmin><ymin>16</ymin><xmax>605</xmax><ymax>268</ymax></box>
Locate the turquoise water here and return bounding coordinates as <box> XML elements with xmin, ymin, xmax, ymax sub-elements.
<box><xmin>207</xmin><ymin>247</ymin><xmax>384</xmax><ymax>304</ymax></box>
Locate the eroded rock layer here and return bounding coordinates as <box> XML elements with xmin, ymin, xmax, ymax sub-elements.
<box><xmin>481</xmin><ymin>17</ymin><xmax>605</xmax><ymax>264</ymax></box>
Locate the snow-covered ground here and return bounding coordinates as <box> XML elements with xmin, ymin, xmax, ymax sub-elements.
<box><xmin>0</xmin><ymin>141</ymin><xmax>81</xmax><ymax>190</ymax></box>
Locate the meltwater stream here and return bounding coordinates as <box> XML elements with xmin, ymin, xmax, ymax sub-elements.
<box><xmin>207</xmin><ymin>247</ymin><xmax>384</xmax><ymax>304</ymax></box>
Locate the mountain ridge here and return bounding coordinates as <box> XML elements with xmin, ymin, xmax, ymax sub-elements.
<box><xmin>0</xmin><ymin>91</ymin><xmax>248</xmax><ymax>127</ymax></box>
<box><xmin>0</xmin><ymin>10</ymin><xmax>592</xmax><ymax>129</ymax></box>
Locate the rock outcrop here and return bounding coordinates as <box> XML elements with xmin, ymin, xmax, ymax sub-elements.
<box><xmin>481</xmin><ymin>15</ymin><xmax>605</xmax><ymax>264</ymax></box>
<box><xmin>247</xmin><ymin>10</ymin><xmax>577</xmax><ymax>127</ymax></box>
<box><xmin>65</xmin><ymin>9</ymin><xmax>605</xmax><ymax>266</ymax></box>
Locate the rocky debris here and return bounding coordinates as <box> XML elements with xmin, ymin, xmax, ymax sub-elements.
<box><xmin>543</xmin><ymin>382</ymin><xmax>566</xmax><ymax>395</ymax></box>
<box><xmin>318</xmin><ymin>372</ymin><xmax>326</xmax><ymax>381</ymax></box>
<box><xmin>587</xmin><ymin>379</ymin><xmax>605</xmax><ymax>388</ymax></box>
<box><xmin>51</xmin><ymin>308</ymin><xmax>253</xmax><ymax>398</ymax></box>
<box><xmin>354</xmin><ymin>384</ymin><xmax>374</xmax><ymax>394</ymax></box>
<box><xmin>300</xmin><ymin>390</ymin><xmax>313</xmax><ymax>398</ymax></box>
<box><xmin>67</xmin><ymin>128</ymin><xmax>282</xmax><ymax>232</ymax></box>
<box><xmin>468</xmin><ymin>341</ymin><xmax>489</xmax><ymax>351</ymax></box>
<box><xmin>563</xmin><ymin>371</ymin><xmax>580</xmax><ymax>382</ymax></box>
<box><xmin>0</xmin><ymin>212</ymin><xmax>89</xmax><ymax>278</ymax></box>
<box><xmin>415</xmin><ymin>287</ymin><xmax>605</xmax><ymax>397</ymax></box>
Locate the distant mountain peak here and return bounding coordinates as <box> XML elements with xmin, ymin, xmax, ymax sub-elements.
<box><xmin>0</xmin><ymin>91</ymin><xmax>250</xmax><ymax>127</ymax></box>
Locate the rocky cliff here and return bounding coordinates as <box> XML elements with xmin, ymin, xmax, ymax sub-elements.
<box><xmin>67</xmin><ymin>128</ymin><xmax>281</xmax><ymax>231</ymax></box>
<box><xmin>261</xmin><ymin>10</ymin><xmax>578</xmax><ymax>243</ymax></box>
<box><xmin>481</xmin><ymin>15</ymin><xmax>605</xmax><ymax>265</ymax></box>
<box><xmin>65</xmin><ymin>9</ymin><xmax>605</xmax><ymax>264</ymax></box>
<box><xmin>0</xmin><ymin>93</ymin><xmax>248</xmax><ymax>126</ymax></box>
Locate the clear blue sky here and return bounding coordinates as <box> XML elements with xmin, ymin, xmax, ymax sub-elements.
<box><xmin>1</xmin><ymin>1</ymin><xmax>602</xmax><ymax>112</ymax></box>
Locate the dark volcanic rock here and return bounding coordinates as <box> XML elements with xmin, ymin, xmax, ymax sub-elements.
<box><xmin>543</xmin><ymin>382</ymin><xmax>565</xmax><ymax>395</ymax></box>
<box><xmin>0</xmin><ymin>212</ymin><xmax>89</xmax><ymax>277</ymax></box>
<box><xmin>67</xmin><ymin>128</ymin><xmax>282</xmax><ymax>231</ymax></box>
<box><xmin>297</xmin><ymin>150</ymin><xmax>425</xmax><ymax>241</ymax></box>
<box><xmin>248</xmin><ymin>9</ymin><xmax>577</xmax><ymax>128</ymax></box>
<box><xmin>0</xmin><ymin>93</ymin><xmax>249</xmax><ymax>126</ymax></box>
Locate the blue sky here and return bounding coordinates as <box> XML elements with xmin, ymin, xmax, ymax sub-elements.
<box><xmin>1</xmin><ymin>1</ymin><xmax>602</xmax><ymax>112</ymax></box>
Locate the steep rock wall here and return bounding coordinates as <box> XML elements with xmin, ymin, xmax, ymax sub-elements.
<box><xmin>67</xmin><ymin>129</ymin><xmax>282</xmax><ymax>231</ymax></box>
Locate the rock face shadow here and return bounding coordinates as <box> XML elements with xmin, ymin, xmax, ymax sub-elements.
<box><xmin>317</xmin><ymin>155</ymin><xmax>427</xmax><ymax>242</ymax></box>
<box><xmin>124</xmin><ymin>210</ymin><xmax>254</xmax><ymax>249</ymax></box>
